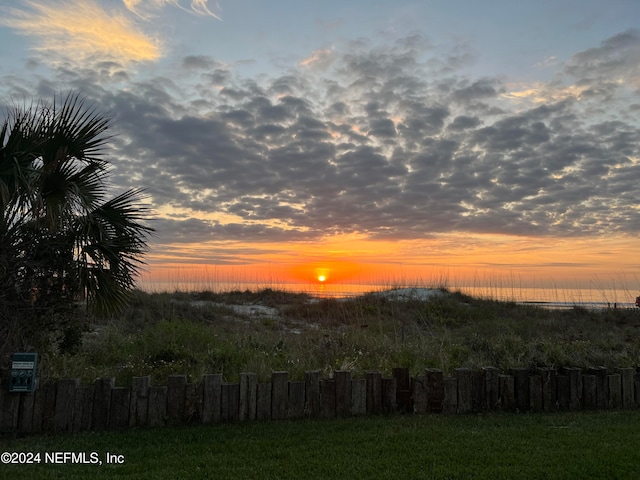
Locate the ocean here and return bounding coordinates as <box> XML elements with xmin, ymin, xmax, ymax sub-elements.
<box><xmin>137</xmin><ymin>280</ymin><xmax>639</xmax><ymax>310</ymax></box>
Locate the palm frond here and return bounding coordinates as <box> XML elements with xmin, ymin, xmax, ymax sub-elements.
<box><xmin>2</xmin><ymin>92</ymin><xmax>154</xmax><ymax>322</ymax></box>
<box><xmin>74</xmin><ymin>188</ymin><xmax>154</xmax><ymax>316</ymax></box>
<box><xmin>49</xmin><ymin>93</ymin><xmax>112</xmax><ymax>164</ymax></box>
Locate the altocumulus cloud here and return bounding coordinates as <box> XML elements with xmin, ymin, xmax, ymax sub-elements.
<box><xmin>102</xmin><ymin>32</ymin><xmax>640</xmax><ymax>248</ymax></box>
<box><xmin>103</xmin><ymin>33</ymin><xmax>640</xmax><ymax>245</ymax></box>
<box><xmin>1</xmin><ymin>25</ymin><xmax>639</xmax><ymax>249</ymax></box>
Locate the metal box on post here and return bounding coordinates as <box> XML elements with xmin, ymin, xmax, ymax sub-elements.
<box><xmin>9</xmin><ymin>352</ymin><xmax>38</xmax><ymax>392</ymax></box>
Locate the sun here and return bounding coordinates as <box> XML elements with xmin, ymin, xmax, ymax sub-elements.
<box><xmin>312</xmin><ymin>266</ymin><xmax>330</xmax><ymax>284</ymax></box>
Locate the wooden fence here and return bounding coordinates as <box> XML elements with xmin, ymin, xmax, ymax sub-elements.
<box><xmin>1</xmin><ymin>366</ymin><xmax>640</xmax><ymax>434</ymax></box>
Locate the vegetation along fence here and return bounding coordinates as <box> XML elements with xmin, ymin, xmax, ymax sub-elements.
<box><xmin>2</xmin><ymin>366</ymin><xmax>640</xmax><ymax>434</ymax></box>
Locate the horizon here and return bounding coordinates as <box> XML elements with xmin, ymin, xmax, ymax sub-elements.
<box><xmin>1</xmin><ymin>1</ymin><xmax>639</xmax><ymax>289</ymax></box>
<box><xmin>136</xmin><ymin>264</ymin><xmax>640</xmax><ymax>306</ymax></box>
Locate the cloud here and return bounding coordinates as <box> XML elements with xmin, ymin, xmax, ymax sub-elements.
<box><xmin>132</xmin><ymin>36</ymin><xmax>635</xmax><ymax>243</ymax></box>
<box><xmin>535</xmin><ymin>55</ymin><xmax>559</xmax><ymax>68</ymax></box>
<box><xmin>1</xmin><ymin>0</ymin><xmax>161</xmax><ymax>64</ymax></box>
<box><xmin>565</xmin><ymin>28</ymin><xmax>640</xmax><ymax>89</ymax></box>
<box><xmin>452</xmin><ymin>78</ymin><xmax>500</xmax><ymax>104</ymax></box>
<box><xmin>300</xmin><ymin>49</ymin><xmax>333</xmax><ymax>68</ymax></box>
<box><xmin>3</xmin><ymin>31</ymin><xmax>639</xmax><ymax>252</ymax></box>
<box><xmin>502</xmin><ymin>83</ymin><xmax>589</xmax><ymax>104</ymax></box>
<box><xmin>122</xmin><ymin>0</ymin><xmax>221</xmax><ymax>19</ymax></box>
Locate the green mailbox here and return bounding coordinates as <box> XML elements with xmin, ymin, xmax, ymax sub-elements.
<box><xmin>9</xmin><ymin>352</ymin><xmax>38</xmax><ymax>392</ymax></box>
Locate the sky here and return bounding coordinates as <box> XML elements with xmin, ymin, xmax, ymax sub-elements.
<box><xmin>1</xmin><ymin>0</ymin><xmax>639</xmax><ymax>292</ymax></box>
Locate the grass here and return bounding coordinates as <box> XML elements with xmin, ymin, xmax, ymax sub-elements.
<box><xmin>26</xmin><ymin>287</ymin><xmax>640</xmax><ymax>386</ymax></box>
<box><xmin>2</xmin><ymin>411</ymin><xmax>640</xmax><ymax>479</ymax></box>
<box><xmin>4</xmin><ymin>289</ymin><xmax>640</xmax><ymax>478</ymax></box>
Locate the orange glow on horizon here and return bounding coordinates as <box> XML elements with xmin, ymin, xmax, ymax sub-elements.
<box><xmin>287</xmin><ymin>260</ymin><xmax>376</xmax><ymax>285</ymax></box>
<box><xmin>139</xmin><ymin>233</ymin><xmax>640</xmax><ymax>292</ymax></box>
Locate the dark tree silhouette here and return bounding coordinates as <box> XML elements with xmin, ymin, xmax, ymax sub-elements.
<box><xmin>0</xmin><ymin>93</ymin><xmax>153</xmax><ymax>354</ymax></box>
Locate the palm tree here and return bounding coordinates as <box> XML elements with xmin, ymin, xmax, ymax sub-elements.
<box><xmin>0</xmin><ymin>93</ymin><xmax>153</xmax><ymax>350</ymax></box>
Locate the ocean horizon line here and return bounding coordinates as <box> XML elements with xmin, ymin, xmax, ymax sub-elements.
<box><xmin>136</xmin><ymin>279</ymin><xmax>639</xmax><ymax>308</ymax></box>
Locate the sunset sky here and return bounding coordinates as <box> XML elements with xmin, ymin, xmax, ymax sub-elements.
<box><xmin>1</xmin><ymin>0</ymin><xmax>639</xmax><ymax>292</ymax></box>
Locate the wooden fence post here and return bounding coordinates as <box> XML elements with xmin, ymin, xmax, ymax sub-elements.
<box><xmin>42</xmin><ymin>385</ymin><xmax>57</xmax><ymax>432</ymax></box>
<box><xmin>32</xmin><ymin>384</ymin><xmax>55</xmax><ymax>433</ymax></box>
<box><xmin>351</xmin><ymin>378</ymin><xmax>366</xmax><ymax>416</ymax></box>
<box><xmin>582</xmin><ymin>375</ymin><xmax>597</xmax><ymax>410</ymax></box>
<box><xmin>72</xmin><ymin>386</ymin><xmax>94</xmax><ymax>432</ymax></box>
<box><xmin>92</xmin><ymin>377</ymin><xmax>114</xmax><ymax>431</ymax></box>
<box><xmin>221</xmin><ymin>383</ymin><xmax>240</xmax><ymax>422</ymax></box>
<box><xmin>443</xmin><ymin>377</ymin><xmax>457</xmax><ymax>414</ymax></box>
<box><xmin>147</xmin><ymin>385</ymin><xmax>168</xmax><ymax>427</ymax></box>
<box><xmin>186</xmin><ymin>382</ymin><xmax>202</xmax><ymax>424</ymax></box>
<box><xmin>0</xmin><ymin>390</ymin><xmax>20</xmax><ymax>433</ymax></box>
<box><xmin>393</xmin><ymin>367</ymin><xmax>411</xmax><ymax>412</ymax></box>
<box><xmin>412</xmin><ymin>375</ymin><xmax>428</xmax><ymax>414</ymax></box>
<box><xmin>31</xmin><ymin>389</ymin><xmax>44</xmax><ymax>434</ymax></box>
<box><xmin>563</xmin><ymin>367</ymin><xmax>582</xmax><ymax>411</ymax></box>
<box><xmin>556</xmin><ymin>374</ymin><xmax>570</xmax><ymax>411</ymax></box>
<box><xmin>426</xmin><ymin>369</ymin><xmax>444</xmax><ymax>413</ymax></box>
<box><xmin>321</xmin><ymin>378</ymin><xmax>336</xmax><ymax>418</ymax></box>
<box><xmin>471</xmin><ymin>370</ymin><xmax>486</xmax><ymax>412</ymax></box>
<box><xmin>18</xmin><ymin>392</ymin><xmax>35</xmax><ymax>433</ymax></box>
<box><xmin>608</xmin><ymin>373</ymin><xmax>622</xmax><ymax>409</ymax></box>
<box><xmin>202</xmin><ymin>374</ymin><xmax>222</xmax><ymax>423</ymax></box>
<box><xmin>167</xmin><ymin>375</ymin><xmax>187</xmax><ymax>426</ymax></box>
<box><xmin>483</xmin><ymin>367</ymin><xmax>500</xmax><ymax>411</ymax></box>
<box><xmin>335</xmin><ymin>370</ymin><xmax>352</xmax><ymax>416</ymax></box>
<box><xmin>510</xmin><ymin>368</ymin><xmax>529</xmax><ymax>412</ymax></box>
<box><xmin>529</xmin><ymin>375</ymin><xmax>543</xmax><ymax>412</ymax></box>
<box><xmin>239</xmin><ymin>373</ymin><xmax>257</xmax><ymax>422</ymax></box>
<box><xmin>288</xmin><ymin>381</ymin><xmax>305</xmax><ymax>419</ymax></box>
<box><xmin>381</xmin><ymin>378</ymin><xmax>397</xmax><ymax>413</ymax></box>
<box><xmin>221</xmin><ymin>382</ymin><xmax>231</xmax><ymax>422</ymax></box>
<box><xmin>538</xmin><ymin>367</ymin><xmax>557</xmax><ymax>412</ymax></box>
<box><xmin>109</xmin><ymin>387</ymin><xmax>131</xmax><ymax>429</ymax></box>
<box><xmin>587</xmin><ymin>367</ymin><xmax>608</xmax><ymax>409</ymax></box>
<box><xmin>130</xmin><ymin>376</ymin><xmax>150</xmax><ymax>427</ymax></box>
<box><xmin>304</xmin><ymin>371</ymin><xmax>321</xmax><ymax>418</ymax></box>
<box><xmin>366</xmin><ymin>371</ymin><xmax>382</xmax><ymax>414</ymax></box>
<box><xmin>271</xmin><ymin>371</ymin><xmax>289</xmax><ymax>420</ymax></box>
<box><xmin>498</xmin><ymin>374</ymin><xmax>515</xmax><ymax>412</ymax></box>
<box><xmin>55</xmin><ymin>378</ymin><xmax>79</xmax><ymax>433</ymax></box>
<box><xmin>256</xmin><ymin>382</ymin><xmax>272</xmax><ymax>420</ymax></box>
<box><xmin>455</xmin><ymin>368</ymin><xmax>472</xmax><ymax>413</ymax></box>
<box><xmin>615</xmin><ymin>368</ymin><xmax>634</xmax><ymax>409</ymax></box>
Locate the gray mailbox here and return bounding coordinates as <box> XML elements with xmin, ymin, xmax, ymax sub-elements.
<box><xmin>9</xmin><ymin>352</ymin><xmax>38</xmax><ymax>392</ymax></box>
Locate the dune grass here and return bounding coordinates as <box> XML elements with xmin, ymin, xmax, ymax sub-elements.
<box><xmin>2</xmin><ymin>411</ymin><xmax>640</xmax><ymax>479</ymax></box>
<box><xmin>31</xmin><ymin>288</ymin><xmax>640</xmax><ymax>386</ymax></box>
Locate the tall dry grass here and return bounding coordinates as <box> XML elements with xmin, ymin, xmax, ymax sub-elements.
<box><xmin>36</xmin><ymin>287</ymin><xmax>640</xmax><ymax>386</ymax></box>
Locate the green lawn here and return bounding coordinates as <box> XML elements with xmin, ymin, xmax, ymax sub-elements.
<box><xmin>2</xmin><ymin>411</ymin><xmax>640</xmax><ymax>479</ymax></box>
